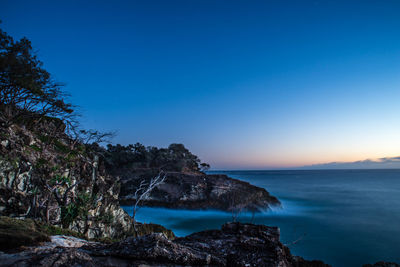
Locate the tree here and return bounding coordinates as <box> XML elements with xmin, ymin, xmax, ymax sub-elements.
<box><xmin>167</xmin><ymin>143</ymin><xmax>201</xmax><ymax>172</ymax></box>
<box><xmin>131</xmin><ymin>172</ymin><xmax>166</xmax><ymax>234</ymax></box>
<box><xmin>0</xmin><ymin>26</ymin><xmax>75</xmax><ymax>127</ymax></box>
<box><xmin>43</xmin><ymin>172</ymin><xmax>82</xmax><ymax>228</ymax></box>
<box><xmin>200</xmin><ymin>163</ymin><xmax>210</xmax><ymax>172</ymax></box>
<box><xmin>229</xmin><ymin>194</ymin><xmax>247</xmax><ymax>223</ymax></box>
<box><xmin>104</xmin><ymin>143</ymin><xmax>207</xmax><ymax>173</ymax></box>
<box><xmin>71</xmin><ymin>129</ymin><xmax>115</xmax><ymax>145</ymax></box>
<box><xmin>228</xmin><ymin>194</ymin><xmax>255</xmax><ymax>223</ymax></box>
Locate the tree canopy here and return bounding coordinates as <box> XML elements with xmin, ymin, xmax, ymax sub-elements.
<box><xmin>104</xmin><ymin>143</ymin><xmax>209</xmax><ymax>173</ymax></box>
<box><xmin>0</xmin><ymin>26</ymin><xmax>75</xmax><ymax>127</ymax></box>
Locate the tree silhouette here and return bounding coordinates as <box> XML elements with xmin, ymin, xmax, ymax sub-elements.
<box><xmin>0</xmin><ymin>26</ymin><xmax>75</xmax><ymax>127</ymax></box>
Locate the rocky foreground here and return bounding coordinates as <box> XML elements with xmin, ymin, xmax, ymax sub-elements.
<box><xmin>0</xmin><ymin>222</ymin><xmax>329</xmax><ymax>267</ymax></box>
<box><xmin>119</xmin><ymin>170</ymin><xmax>280</xmax><ymax>211</ymax></box>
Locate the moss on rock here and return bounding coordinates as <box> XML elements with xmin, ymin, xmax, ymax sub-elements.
<box><xmin>0</xmin><ymin>216</ymin><xmax>175</xmax><ymax>252</ymax></box>
<box><xmin>134</xmin><ymin>222</ymin><xmax>175</xmax><ymax>239</ymax></box>
<box><xmin>0</xmin><ymin>216</ymin><xmax>50</xmax><ymax>251</ymax></box>
<box><xmin>0</xmin><ymin>216</ymin><xmax>91</xmax><ymax>251</ymax></box>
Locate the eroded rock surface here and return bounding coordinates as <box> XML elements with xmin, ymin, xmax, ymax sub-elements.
<box><xmin>0</xmin><ymin>222</ymin><xmax>329</xmax><ymax>267</ymax></box>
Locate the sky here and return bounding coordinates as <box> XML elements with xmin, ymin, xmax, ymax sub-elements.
<box><xmin>2</xmin><ymin>0</ymin><xmax>400</xmax><ymax>169</ymax></box>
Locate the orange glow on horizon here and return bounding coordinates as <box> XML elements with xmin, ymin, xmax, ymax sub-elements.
<box><xmin>209</xmin><ymin>150</ymin><xmax>400</xmax><ymax>170</ymax></box>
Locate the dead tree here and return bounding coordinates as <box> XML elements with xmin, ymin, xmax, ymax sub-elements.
<box><xmin>132</xmin><ymin>172</ymin><xmax>166</xmax><ymax>233</ymax></box>
<box><xmin>229</xmin><ymin>194</ymin><xmax>254</xmax><ymax>223</ymax></box>
<box><xmin>230</xmin><ymin>201</ymin><xmax>247</xmax><ymax>222</ymax></box>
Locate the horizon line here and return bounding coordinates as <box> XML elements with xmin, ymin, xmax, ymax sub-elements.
<box><xmin>208</xmin><ymin>167</ymin><xmax>400</xmax><ymax>171</ymax></box>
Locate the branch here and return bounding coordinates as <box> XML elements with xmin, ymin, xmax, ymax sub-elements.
<box><xmin>62</xmin><ymin>180</ymin><xmax>81</xmax><ymax>205</ymax></box>
<box><xmin>132</xmin><ymin>172</ymin><xmax>166</xmax><ymax>219</ymax></box>
<box><xmin>284</xmin><ymin>233</ymin><xmax>307</xmax><ymax>247</ymax></box>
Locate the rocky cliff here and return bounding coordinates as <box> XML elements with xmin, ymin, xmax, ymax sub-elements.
<box><xmin>0</xmin><ymin>120</ymin><xmax>134</xmax><ymax>239</ymax></box>
<box><xmin>119</xmin><ymin>169</ymin><xmax>280</xmax><ymax>211</ymax></box>
<box><xmin>0</xmin><ymin>221</ymin><xmax>329</xmax><ymax>267</ymax></box>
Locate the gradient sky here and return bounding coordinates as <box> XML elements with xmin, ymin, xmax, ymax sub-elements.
<box><xmin>2</xmin><ymin>0</ymin><xmax>400</xmax><ymax>169</ymax></box>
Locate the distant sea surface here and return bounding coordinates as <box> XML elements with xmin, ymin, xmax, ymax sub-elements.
<box><xmin>122</xmin><ymin>169</ymin><xmax>400</xmax><ymax>267</ymax></box>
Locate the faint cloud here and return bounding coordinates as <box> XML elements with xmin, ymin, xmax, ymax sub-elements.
<box><xmin>301</xmin><ymin>156</ymin><xmax>400</xmax><ymax>169</ymax></box>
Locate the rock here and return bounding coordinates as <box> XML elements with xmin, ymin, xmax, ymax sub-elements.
<box><xmin>363</xmin><ymin>262</ymin><xmax>400</xmax><ymax>267</ymax></box>
<box><xmin>49</xmin><ymin>235</ymin><xmax>96</xmax><ymax>248</ymax></box>
<box><xmin>1</xmin><ymin>140</ymin><xmax>9</xmax><ymax>148</ymax></box>
<box><xmin>176</xmin><ymin>223</ymin><xmax>329</xmax><ymax>267</ymax></box>
<box><xmin>119</xmin><ymin>170</ymin><xmax>280</xmax><ymax>212</ymax></box>
<box><xmin>0</xmin><ymin>123</ymin><xmax>134</xmax><ymax>240</ymax></box>
<box><xmin>87</xmin><ymin>233</ymin><xmax>219</xmax><ymax>266</ymax></box>
<box><xmin>1</xmin><ymin>247</ymin><xmax>96</xmax><ymax>267</ymax></box>
<box><xmin>0</xmin><ymin>222</ymin><xmax>330</xmax><ymax>267</ymax></box>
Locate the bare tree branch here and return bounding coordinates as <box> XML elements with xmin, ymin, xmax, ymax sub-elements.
<box><xmin>131</xmin><ymin>172</ymin><xmax>166</xmax><ymax>234</ymax></box>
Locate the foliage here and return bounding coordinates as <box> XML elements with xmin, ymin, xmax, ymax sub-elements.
<box><xmin>96</xmin><ymin>211</ymin><xmax>114</xmax><ymax>225</ymax></box>
<box><xmin>29</xmin><ymin>144</ymin><xmax>42</xmax><ymax>152</ymax></box>
<box><xmin>0</xmin><ymin>26</ymin><xmax>75</xmax><ymax>127</ymax></box>
<box><xmin>50</xmin><ymin>174</ymin><xmax>71</xmax><ymax>186</ymax></box>
<box><xmin>104</xmin><ymin>142</ymin><xmax>209</xmax><ymax>173</ymax></box>
<box><xmin>60</xmin><ymin>203</ymin><xmax>79</xmax><ymax>228</ymax></box>
<box><xmin>130</xmin><ymin>222</ymin><xmax>175</xmax><ymax>239</ymax></box>
<box><xmin>53</xmin><ymin>139</ymin><xmax>69</xmax><ymax>153</ymax></box>
<box><xmin>59</xmin><ymin>191</ymin><xmax>96</xmax><ymax>229</ymax></box>
<box><xmin>34</xmin><ymin>158</ymin><xmax>48</xmax><ymax>168</ymax></box>
<box><xmin>200</xmin><ymin>162</ymin><xmax>210</xmax><ymax>171</ymax></box>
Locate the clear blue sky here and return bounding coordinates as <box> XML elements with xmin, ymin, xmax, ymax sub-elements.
<box><xmin>2</xmin><ymin>0</ymin><xmax>400</xmax><ymax>169</ymax></box>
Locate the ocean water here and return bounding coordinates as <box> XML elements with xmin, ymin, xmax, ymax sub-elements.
<box><xmin>122</xmin><ymin>169</ymin><xmax>400</xmax><ymax>267</ymax></box>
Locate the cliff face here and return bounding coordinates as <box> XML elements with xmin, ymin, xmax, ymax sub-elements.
<box><xmin>0</xmin><ymin>121</ymin><xmax>133</xmax><ymax>239</ymax></box>
<box><xmin>119</xmin><ymin>169</ymin><xmax>280</xmax><ymax>211</ymax></box>
<box><xmin>0</xmin><ymin>222</ymin><xmax>329</xmax><ymax>267</ymax></box>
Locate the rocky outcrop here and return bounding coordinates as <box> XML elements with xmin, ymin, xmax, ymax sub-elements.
<box><xmin>0</xmin><ymin>216</ymin><xmax>174</xmax><ymax>253</ymax></box>
<box><xmin>119</xmin><ymin>170</ymin><xmax>280</xmax><ymax>211</ymax></box>
<box><xmin>0</xmin><ymin>122</ymin><xmax>134</xmax><ymax>239</ymax></box>
<box><xmin>0</xmin><ymin>222</ymin><xmax>329</xmax><ymax>267</ymax></box>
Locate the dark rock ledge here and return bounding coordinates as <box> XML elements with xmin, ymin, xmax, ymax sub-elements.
<box><xmin>119</xmin><ymin>171</ymin><xmax>281</xmax><ymax>211</ymax></box>
<box><xmin>0</xmin><ymin>222</ymin><xmax>329</xmax><ymax>267</ymax></box>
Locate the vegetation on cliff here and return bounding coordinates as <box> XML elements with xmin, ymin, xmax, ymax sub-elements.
<box><xmin>0</xmin><ymin>26</ymin><xmax>175</xmax><ymax>240</ymax></box>
<box><xmin>101</xmin><ymin>143</ymin><xmax>210</xmax><ymax>174</ymax></box>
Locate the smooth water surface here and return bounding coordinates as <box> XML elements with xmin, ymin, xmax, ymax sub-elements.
<box><xmin>123</xmin><ymin>169</ymin><xmax>400</xmax><ymax>267</ymax></box>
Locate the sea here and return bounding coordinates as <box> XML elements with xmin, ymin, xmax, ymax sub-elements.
<box><xmin>122</xmin><ymin>169</ymin><xmax>400</xmax><ymax>267</ymax></box>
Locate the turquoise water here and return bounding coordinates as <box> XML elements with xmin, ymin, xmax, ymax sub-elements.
<box><xmin>122</xmin><ymin>169</ymin><xmax>400</xmax><ymax>267</ymax></box>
